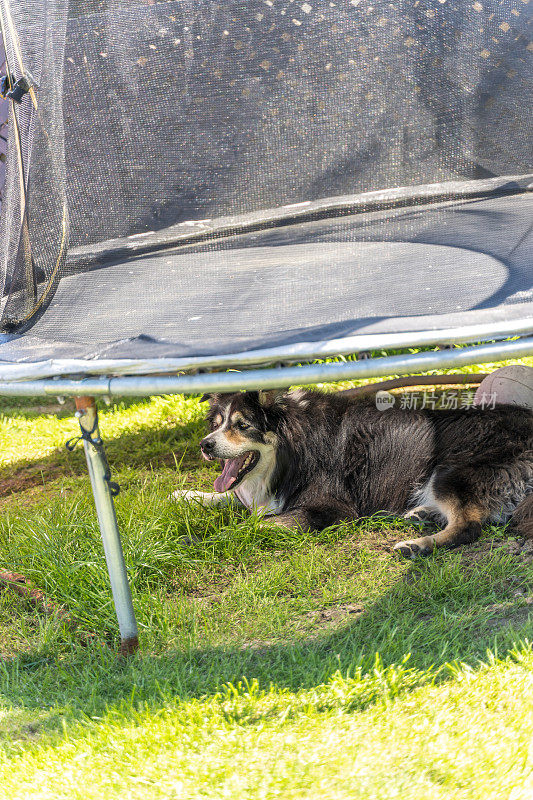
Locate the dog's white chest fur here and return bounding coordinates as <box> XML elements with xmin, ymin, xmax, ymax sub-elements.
<box><xmin>234</xmin><ymin>449</ymin><xmax>282</xmax><ymax>516</ymax></box>
<box><xmin>234</xmin><ymin>479</ymin><xmax>282</xmax><ymax>515</ymax></box>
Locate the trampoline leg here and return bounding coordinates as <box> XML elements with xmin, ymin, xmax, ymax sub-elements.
<box><xmin>75</xmin><ymin>397</ymin><xmax>139</xmax><ymax>655</ymax></box>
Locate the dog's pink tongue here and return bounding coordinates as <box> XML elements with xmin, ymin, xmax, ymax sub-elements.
<box><xmin>214</xmin><ymin>455</ymin><xmax>247</xmax><ymax>492</ymax></box>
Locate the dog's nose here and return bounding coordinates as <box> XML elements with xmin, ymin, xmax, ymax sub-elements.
<box><xmin>200</xmin><ymin>437</ymin><xmax>215</xmax><ymax>456</ymax></box>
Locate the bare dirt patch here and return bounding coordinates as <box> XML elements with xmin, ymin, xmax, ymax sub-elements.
<box><xmin>466</xmin><ymin>537</ymin><xmax>533</xmax><ymax>565</ymax></box>
<box><xmin>305</xmin><ymin>603</ymin><xmax>365</xmax><ymax>626</ymax></box>
<box><xmin>484</xmin><ymin>595</ymin><xmax>533</xmax><ymax>631</ymax></box>
<box><xmin>0</xmin><ymin>460</ymin><xmax>76</xmax><ymax>499</ymax></box>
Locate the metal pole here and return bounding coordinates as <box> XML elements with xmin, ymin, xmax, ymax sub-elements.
<box><xmin>0</xmin><ymin>335</ymin><xmax>532</xmax><ymax>398</ymax></box>
<box><xmin>75</xmin><ymin>397</ymin><xmax>138</xmax><ymax>655</ymax></box>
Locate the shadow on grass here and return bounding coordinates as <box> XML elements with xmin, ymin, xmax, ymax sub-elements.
<box><xmin>0</xmin><ymin>415</ymin><xmax>208</xmax><ymax>499</ymax></box>
<box><xmin>1</xmin><ymin>533</ymin><xmax>531</xmax><ymax>743</ymax></box>
<box><xmin>0</xmin><ymin>395</ymin><xmax>532</xmax><ymax>741</ymax></box>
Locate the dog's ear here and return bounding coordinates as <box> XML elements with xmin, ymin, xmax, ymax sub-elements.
<box><xmin>200</xmin><ymin>393</ymin><xmax>220</xmax><ymax>405</ymax></box>
<box><xmin>258</xmin><ymin>389</ymin><xmax>284</xmax><ymax>408</ymax></box>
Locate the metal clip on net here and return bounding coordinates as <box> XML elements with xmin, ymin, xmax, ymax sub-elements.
<box><xmin>1</xmin><ymin>72</ymin><xmax>31</xmax><ymax>103</ymax></box>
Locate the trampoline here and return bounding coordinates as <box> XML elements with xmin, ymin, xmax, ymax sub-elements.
<box><xmin>0</xmin><ymin>0</ymin><xmax>531</xmax><ymax>650</ymax></box>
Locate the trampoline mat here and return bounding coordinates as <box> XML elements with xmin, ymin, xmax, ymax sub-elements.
<box><xmin>0</xmin><ymin>192</ymin><xmax>532</xmax><ymax>364</ymax></box>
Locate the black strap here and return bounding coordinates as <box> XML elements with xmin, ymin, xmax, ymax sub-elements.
<box><xmin>66</xmin><ymin>423</ymin><xmax>120</xmax><ymax>498</ymax></box>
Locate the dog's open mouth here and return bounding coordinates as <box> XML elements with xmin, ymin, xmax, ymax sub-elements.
<box><xmin>214</xmin><ymin>451</ymin><xmax>260</xmax><ymax>492</ymax></box>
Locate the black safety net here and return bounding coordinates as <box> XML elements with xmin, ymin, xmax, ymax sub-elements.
<box><xmin>0</xmin><ymin>0</ymin><xmax>531</xmax><ymax>366</ymax></box>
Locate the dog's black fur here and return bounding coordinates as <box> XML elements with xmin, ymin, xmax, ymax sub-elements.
<box><xmin>190</xmin><ymin>388</ymin><xmax>533</xmax><ymax>556</ymax></box>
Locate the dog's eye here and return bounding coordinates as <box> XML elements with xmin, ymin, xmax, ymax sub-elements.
<box><xmin>235</xmin><ymin>420</ymin><xmax>251</xmax><ymax>431</ymax></box>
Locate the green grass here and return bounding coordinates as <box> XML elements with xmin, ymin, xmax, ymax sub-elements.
<box><xmin>0</xmin><ymin>353</ymin><xmax>532</xmax><ymax>798</ymax></box>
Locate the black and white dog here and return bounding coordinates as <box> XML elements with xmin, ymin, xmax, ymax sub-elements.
<box><xmin>174</xmin><ymin>389</ymin><xmax>533</xmax><ymax>556</ymax></box>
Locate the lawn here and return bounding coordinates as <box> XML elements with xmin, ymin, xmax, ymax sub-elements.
<box><xmin>0</xmin><ymin>355</ymin><xmax>532</xmax><ymax>799</ymax></box>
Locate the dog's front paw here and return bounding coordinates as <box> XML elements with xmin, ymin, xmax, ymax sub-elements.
<box><xmin>171</xmin><ymin>489</ymin><xmax>194</xmax><ymax>501</ymax></box>
<box><xmin>393</xmin><ymin>537</ymin><xmax>434</xmax><ymax>559</ymax></box>
<box><xmin>171</xmin><ymin>489</ymin><xmax>215</xmax><ymax>504</ymax></box>
<box><xmin>170</xmin><ymin>489</ymin><xmax>234</xmax><ymax>507</ymax></box>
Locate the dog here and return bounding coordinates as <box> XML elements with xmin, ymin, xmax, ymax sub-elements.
<box><xmin>173</xmin><ymin>388</ymin><xmax>533</xmax><ymax>556</ymax></box>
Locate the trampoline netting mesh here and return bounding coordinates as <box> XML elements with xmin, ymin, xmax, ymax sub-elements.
<box><xmin>0</xmin><ymin>0</ymin><xmax>531</xmax><ymax>368</ymax></box>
